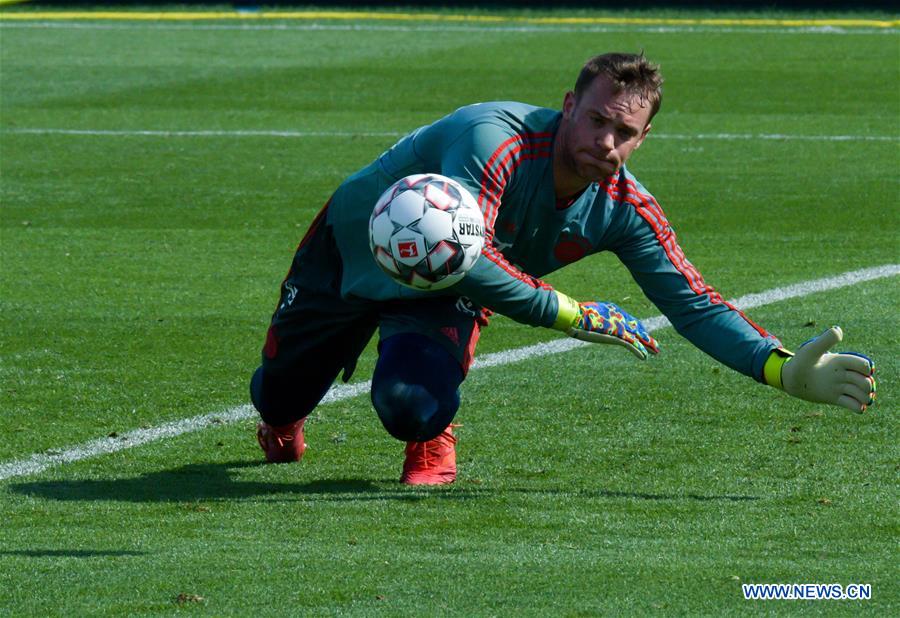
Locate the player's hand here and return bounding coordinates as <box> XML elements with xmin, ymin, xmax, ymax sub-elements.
<box><xmin>568</xmin><ymin>301</ymin><xmax>660</xmax><ymax>360</ymax></box>
<box><xmin>777</xmin><ymin>326</ymin><xmax>876</xmax><ymax>413</ymax></box>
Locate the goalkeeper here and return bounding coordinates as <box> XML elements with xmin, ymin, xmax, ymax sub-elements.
<box><xmin>250</xmin><ymin>52</ymin><xmax>876</xmax><ymax>485</ymax></box>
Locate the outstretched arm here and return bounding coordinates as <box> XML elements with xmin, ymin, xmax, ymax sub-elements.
<box><xmin>609</xmin><ymin>181</ymin><xmax>877</xmax><ymax>411</ymax></box>
<box><xmin>612</xmin><ymin>206</ymin><xmax>780</xmax><ymax>379</ymax></box>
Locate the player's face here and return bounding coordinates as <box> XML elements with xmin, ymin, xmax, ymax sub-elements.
<box><xmin>559</xmin><ymin>76</ymin><xmax>653</xmax><ymax>183</ymax></box>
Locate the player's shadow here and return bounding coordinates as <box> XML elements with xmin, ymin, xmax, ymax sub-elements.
<box><xmin>6</xmin><ymin>462</ymin><xmax>485</xmax><ymax>503</ymax></box>
<box><xmin>552</xmin><ymin>488</ymin><xmax>759</xmax><ymax>502</ymax></box>
<box><xmin>0</xmin><ymin>549</ymin><xmax>146</xmax><ymax>558</ymax></box>
<box><xmin>8</xmin><ymin>462</ymin><xmax>757</xmax><ymax>504</ymax></box>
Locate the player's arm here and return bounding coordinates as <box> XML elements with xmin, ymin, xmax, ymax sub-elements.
<box><xmin>610</xmin><ymin>186</ymin><xmax>876</xmax><ymax>410</ymax></box>
<box><xmin>436</xmin><ymin>122</ymin><xmax>656</xmax><ymax>358</ymax></box>
<box><xmin>608</xmin><ymin>182</ymin><xmax>782</xmax><ymax>378</ymax></box>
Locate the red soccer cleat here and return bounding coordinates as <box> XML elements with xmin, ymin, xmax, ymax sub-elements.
<box><xmin>400</xmin><ymin>425</ymin><xmax>458</xmax><ymax>485</ymax></box>
<box><xmin>257</xmin><ymin>418</ymin><xmax>307</xmax><ymax>463</ymax></box>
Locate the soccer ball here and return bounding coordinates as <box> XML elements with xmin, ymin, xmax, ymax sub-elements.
<box><xmin>368</xmin><ymin>173</ymin><xmax>485</xmax><ymax>290</ymax></box>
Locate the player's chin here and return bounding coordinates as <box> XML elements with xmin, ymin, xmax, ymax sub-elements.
<box><xmin>582</xmin><ymin>167</ymin><xmax>616</xmax><ymax>184</ymax></box>
<box><xmin>580</xmin><ymin>162</ymin><xmax>617</xmax><ymax>183</ymax></box>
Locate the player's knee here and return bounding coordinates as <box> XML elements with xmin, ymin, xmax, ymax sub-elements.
<box><xmin>372</xmin><ymin>333</ymin><xmax>464</xmax><ymax>441</ymax></box>
<box><xmin>371</xmin><ymin>377</ymin><xmax>459</xmax><ymax>442</ymax></box>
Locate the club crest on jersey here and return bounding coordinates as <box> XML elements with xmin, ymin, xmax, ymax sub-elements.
<box><xmin>553</xmin><ymin>232</ymin><xmax>592</xmax><ymax>264</ymax></box>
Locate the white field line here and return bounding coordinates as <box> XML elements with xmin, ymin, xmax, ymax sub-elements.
<box><xmin>1</xmin><ymin>263</ymin><xmax>897</xmax><ymax>482</ymax></box>
<box><xmin>3</xmin><ymin>128</ymin><xmax>898</xmax><ymax>143</ymax></box>
<box><xmin>0</xmin><ymin>21</ymin><xmax>897</xmax><ymax>35</ymax></box>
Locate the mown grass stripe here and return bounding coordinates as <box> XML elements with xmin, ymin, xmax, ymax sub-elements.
<box><xmin>1</xmin><ymin>128</ymin><xmax>404</xmax><ymax>139</ymax></box>
<box><xmin>2</xmin><ymin>128</ymin><xmax>897</xmax><ymax>142</ymax></box>
<box><xmin>0</xmin><ymin>263</ymin><xmax>896</xmax><ymax>482</ymax></box>
<box><xmin>0</xmin><ymin>11</ymin><xmax>897</xmax><ymax>29</ymax></box>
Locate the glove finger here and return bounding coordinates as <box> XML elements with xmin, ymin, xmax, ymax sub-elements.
<box><xmin>858</xmin><ymin>376</ymin><xmax>876</xmax><ymax>406</ymax></box>
<box><xmin>637</xmin><ymin>332</ymin><xmax>660</xmax><ymax>355</ymax></box>
<box><xmin>843</xmin><ymin>370</ymin><xmax>875</xmax><ymax>397</ymax></box>
<box><xmin>836</xmin><ymin>394</ymin><xmax>866</xmax><ymax>413</ymax></box>
<box><xmin>836</xmin><ymin>351</ymin><xmax>875</xmax><ymax>376</ymax></box>
<box><xmin>571</xmin><ymin>330</ymin><xmax>648</xmax><ymax>360</ymax></box>
<box><xmin>624</xmin><ymin>338</ymin><xmax>649</xmax><ymax>360</ymax></box>
<box><xmin>606</xmin><ymin>333</ymin><xmax>648</xmax><ymax>360</ymax></box>
<box><xmin>629</xmin><ymin>322</ymin><xmax>657</xmax><ymax>350</ymax></box>
<box><xmin>605</xmin><ymin>321</ymin><xmax>647</xmax><ymax>356</ymax></box>
<box><xmin>797</xmin><ymin>326</ymin><xmax>842</xmax><ymax>361</ymax></box>
<box><xmin>841</xmin><ymin>382</ymin><xmax>872</xmax><ymax>408</ymax></box>
<box><xmin>616</xmin><ymin>328</ymin><xmax>637</xmax><ymax>344</ymax></box>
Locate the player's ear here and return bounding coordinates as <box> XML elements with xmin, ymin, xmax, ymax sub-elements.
<box><xmin>562</xmin><ymin>91</ymin><xmax>577</xmax><ymax>119</ymax></box>
<box><xmin>635</xmin><ymin>122</ymin><xmax>652</xmax><ymax>148</ymax></box>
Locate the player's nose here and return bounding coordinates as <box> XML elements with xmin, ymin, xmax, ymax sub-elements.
<box><xmin>595</xmin><ymin>128</ymin><xmax>616</xmax><ymax>151</ymax></box>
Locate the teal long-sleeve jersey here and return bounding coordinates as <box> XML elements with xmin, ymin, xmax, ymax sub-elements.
<box><xmin>325</xmin><ymin>101</ymin><xmax>781</xmax><ymax>381</ymax></box>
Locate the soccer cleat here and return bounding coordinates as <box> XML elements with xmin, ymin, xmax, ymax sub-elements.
<box><xmin>257</xmin><ymin>418</ymin><xmax>307</xmax><ymax>463</ymax></box>
<box><xmin>400</xmin><ymin>425</ymin><xmax>458</xmax><ymax>485</ymax></box>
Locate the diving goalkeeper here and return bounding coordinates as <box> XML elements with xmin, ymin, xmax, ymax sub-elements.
<box><xmin>250</xmin><ymin>52</ymin><xmax>877</xmax><ymax>484</ymax></box>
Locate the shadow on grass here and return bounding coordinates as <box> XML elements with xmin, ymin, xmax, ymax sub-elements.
<box><xmin>7</xmin><ymin>461</ymin><xmax>483</xmax><ymax>503</ymax></box>
<box><xmin>8</xmin><ymin>461</ymin><xmax>758</xmax><ymax>503</ymax></box>
<box><xmin>591</xmin><ymin>489</ymin><xmax>758</xmax><ymax>502</ymax></box>
<box><xmin>0</xmin><ymin>549</ymin><xmax>146</xmax><ymax>558</ymax></box>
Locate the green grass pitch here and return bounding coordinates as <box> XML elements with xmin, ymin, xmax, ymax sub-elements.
<box><xmin>1</xmin><ymin>6</ymin><xmax>898</xmax><ymax>615</ymax></box>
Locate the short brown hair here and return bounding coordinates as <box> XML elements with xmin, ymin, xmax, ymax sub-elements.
<box><xmin>574</xmin><ymin>52</ymin><xmax>663</xmax><ymax>121</ymax></box>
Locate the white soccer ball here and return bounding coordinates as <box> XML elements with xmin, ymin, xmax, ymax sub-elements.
<box><xmin>369</xmin><ymin>173</ymin><xmax>485</xmax><ymax>290</ymax></box>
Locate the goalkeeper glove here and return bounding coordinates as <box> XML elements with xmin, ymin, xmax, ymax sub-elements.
<box><xmin>553</xmin><ymin>291</ymin><xmax>660</xmax><ymax>360</ymax></box>
<box><xmin>763</xmin><ymin>326</ymin><xmax>876</xmax><ymax>413</ymax></box>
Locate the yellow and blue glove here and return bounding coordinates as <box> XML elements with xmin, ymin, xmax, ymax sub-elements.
<box><xmin>764</xmin><ymin>326</ymin><xmax>876</xmax><ymax>413</ymax></box>
<box><xmin>553</xmin><ymin>291</ymin><xmax>660</xmax><ymax>360</ymax></box>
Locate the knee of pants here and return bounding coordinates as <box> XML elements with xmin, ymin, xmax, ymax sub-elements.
<box><xmin>370</xmin><ymin>376</ymin><xmax>460</xmax><ymax>442</ymax></box>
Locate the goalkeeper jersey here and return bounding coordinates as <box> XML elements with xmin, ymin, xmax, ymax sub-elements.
<box><xmin>325</xmin><ymin>101</ymin><xmax>781</xmax><ymax>381</ymax></box>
